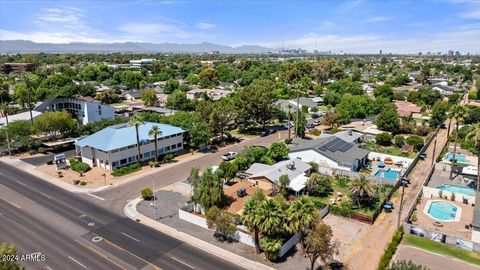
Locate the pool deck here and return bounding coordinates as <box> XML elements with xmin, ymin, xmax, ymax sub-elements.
<box><xmin>415</xmin><ymin>197</ymin><xmax>473</xmax><ymax>240</ymax></box>
<box><xmin>427</xmin><ymin>163</ymin><xmax>476</xmax><ymax>190</ymax></box>
<box><xmin>369</xmin><ymin>160</ymin><xmax>404</xmax><ymax>181</ymax></box>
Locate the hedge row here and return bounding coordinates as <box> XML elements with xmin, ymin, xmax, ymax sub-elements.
<box><xmin>378</xmin><ymin>228</ymin><xmax>404</xmax><ymax>270</ymax></box>
<box><xmin>111</xmin><ymin>163</ymin><xmax>141</xmax><ymax>177</ymax></box>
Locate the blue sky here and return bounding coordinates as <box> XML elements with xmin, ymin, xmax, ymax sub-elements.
<box><xmin>1</xmin><ymin>0</ymin><xmax>479</xmax><ymax>53</ymax></box>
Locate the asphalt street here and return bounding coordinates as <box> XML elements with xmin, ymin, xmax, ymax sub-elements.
<box><xmin>0</xmin><ymin>162</ymin><xmax>245</xmax><ymax>270</ymax></box>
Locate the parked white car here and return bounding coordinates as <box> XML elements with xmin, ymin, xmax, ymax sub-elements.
<box><xmin>222</xmin><ymin>151</ymin><xmax>238</xmax><ymax>161</ymax></box>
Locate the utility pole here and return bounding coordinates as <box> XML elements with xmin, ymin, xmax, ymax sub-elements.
<box><xmin>431</xmin><ymin>139</ymin><xmax>437</xmax><ymax>167</ymax></box>
<box><xmin>287</xmin><ymin>105</ymin><xmax>291</xmax><ymax>139</ymax></box>
<box><xmin>296</xmin><ymin>92</ymin><xmax>300</xmax><ymax>138</ymax></box>
<box><xmin>396</xmin><ymin>179</ymin><xmax>406</xmax><ymax>230</ymax></box>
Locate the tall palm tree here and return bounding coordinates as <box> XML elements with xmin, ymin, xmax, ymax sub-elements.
<box><xmin>287</xmin><ymin>196</ymin><xmax>317</xmax><ymax>253</ymax></box>
<box><xmin>128</xmin><ymin>115</ymin><xmax>144</xmax><ymax>162</ymax></box>
<box><xmin>449</xmin><ymin>105</ymin><xmax>469</xmax><ymax>179</ymax></box>
<box><xmin>242</xmin><ymin>199</ymin><xmax>262</xmax><ymax>254</ymax></box>
<box><xmin>148</xmin><ymin>125</ymin><xmax>162</xmax><ymax>162</ymax></box>
<box><xmin>348</xmin><ymin>175</ymin><xmax>375</xmax><ymax>210</ymax></box>
<box><xmin>22</xmin><ymin>73</ymin><xmax>35</xmax><ymax>124</ymax></box>
<box><xmin>257</xmin><ymin>199</ymin><xmax>285</xmax><ymax>235</ymax></box>
<box><xmin>466</xmin><ymin>124</ymin><xmax>480</xmax><ymax>191</ymax></box>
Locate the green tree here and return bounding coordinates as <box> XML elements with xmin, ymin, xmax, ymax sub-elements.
<box><xmin>234</xmin><ymin>80</ymin><xmax>277</xmax><ymax>129</ymax></box>
<box><xmin>188</xmin><ymin>167</ymin><xmax>201</xmax><ymax>204</ymax></box>
<box><xmin>149</xmin><ymin>125</ymin><xmax>162</xmax><ymax>162</ymax></box>
<box><xmin>417</xmin><ymin>67</ymin><xmax>430</xmax><ymax>85</ymax></box>
<box><xmin>166</xmin><ymin>89</ymin><xmax>191</xmax><ymax>110</ymax></box>
<box><xmin>376</xmin><ymin>132</ymin><xmax>393</xmax><ymax>146</ymax></box>
<box><xmin>287</xmin><ymin>195</ymin><xmax>317</xmax><ymax>253</ymax></box>
<box><xmin>242</xmin><ymin>197</ymin><xmax>264</xmax><ymax>254</ymax></box>
<box><xmin>0</xmin><ymin>243</ymin><xmax>23</xmax><ymax>270</ymax></box>
<box><xmin>406</xmin><ymin>135</ymin><xmax>424</xmax><ymax>151</ymax></box>
<box><xmin>349</xmin><ymin>175</ymin><xmax>375</xmax><ymax>209</ymax></box>
<box><xmin>206</xmin><ymin>206</ymin><xmax>237</xmax><ymax>241</ymax></box>
<box><xmin>260</xmin><ymin>236</ymin><xmax>282</xmax><ymax>261</ymax></box>
<box><xmin>374</xmin><ymin>84</ymin><xmax>394</xmax><ymax>101</ymax></box>
<box><xmin>198</xmin><ymin>67</ymin><xmax>218</xmax><ymax>88</ymax></box>
<box><xmin>33</xmin><ymin>111</ymin><xmax>77</xmax><ymax>138</ymax></box>
<box><xmin>160</xmin><ymin>112</ymin><xmax>211</xmax><ymax>149</ymax></box>
<box><xmin>466</xmin><ymin>124</ymin><xmax>480</xmax><ymax>191</ymax></box>
<box><xmin>305</xmin><ymin>222</ymin><xmax>338</xmax><ymax>270</ymax></box>
<box><xmin>326</xmin><ymin>78</ymin><xmax>363</xmax><ymax>95</ymax></box>
<box><xmin>279</xmin><ymin>174</ymin><xmax>290</xmax><ymax>196</ymax></box>
<box><xmin>306</xmin><ymin>173</ymin><xmax>333</xmax><ymax>197</ymax></box>
<box><xmin>197</xmin><ymin>167</ymin><xmax>223</xmax><ymax>211</ymax></box>
<box><xmin>448</xmin><ymin>104</ymin><xmax>469</xmax><ymax>179</ymax></box>
<box><xmin>96</xmin><ymin>90</ymin><xmax>122</xmax><ymax>104</ymax></box>
<box><xmin>163</xmin><ymin>79</ymin><xmax>180</xmax><ymax>94</ymax></box>
<box><xmin>141</xmin><ymin>88</ymin><xmax>157</xmax><ymax>107</ymax></box>
<box><xmin>294</xmin><ymin>111</ymin><xmax>307</xmax><ymax>138</ymax></box>
<box><xmin>266</xmin><ymin>142</ymin><xmax>289</xmax><ymax>162</ymax></box>
<box><xmin>128</xmin><ymin>115</ymin><xmax>144</xmax><ymax>162</ymax></box>
<box><xmin>336</xmin><ymin>94</ymin><xmax>375</xmax><ymax>123</ymax></box>
<box><xmin>429</xmin><ymin>100</ymin><xmax>449</xmax><ymax>127</ymax></box>
<box><xmin>376</xmin><ymin>105</ymin><xmax>401</xmax><ymax>133</ymax></box>
<box><xmin>257</xmin><ymin>199</ymin><xmax>286</xmax><ymax>235</ymax></box>
<box><xmin>218</xmin><ymin>161</ymin><xmax>238</xmax><ymax>183</ymax></box>
<box><xmin>394</xmin><ymin>135</ymin><xmax>405</xmax><ymax>148</ymax></box>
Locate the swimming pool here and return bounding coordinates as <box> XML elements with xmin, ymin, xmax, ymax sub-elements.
<box><xmin>374</xmin><ymin>168</ymin><xmax>400</xmax><ymax>180</ymax></box>
<box><xmin>445</xmin><ymin>153</ymin><xmax>468</xmax><ymax>164</ymax></box>
<box><xmin>426</xmin><ymin>201</ymin><xmax>459</xmax><ymax>222</ymax></box>
<box><xmin>436</xmin><ymin>184</ymin><xmax>476</xmax><ymax>196</ymax></box>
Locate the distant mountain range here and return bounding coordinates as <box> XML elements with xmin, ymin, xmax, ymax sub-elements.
<box><xmin>0</xmin><ymin>40</ymin><xmax>274</xmax><ymax>54</ymax></box>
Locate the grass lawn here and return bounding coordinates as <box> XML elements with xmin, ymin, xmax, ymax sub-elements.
<box><xmin>403</xmin><ymin>235</ymin><xmax>480</xmax><ymax>266</ymax></box>
<box><xmin>366</xmin><ymin>142</ymin><xmax>417</xmax><ymax>159</ymax></box>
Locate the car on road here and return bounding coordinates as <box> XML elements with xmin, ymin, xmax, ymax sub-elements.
<box><xmin>306</xmin><ymin>123</ymin><xmax>315</xmax><ymax>129</ymax></box>
<box><xmin>313</xmin><ymin>120</ymin><xmax>321</xmax><ymax>126</ymax></box>
<box><xmin>222</xmin><ymin>151</ymin><xmax>238</xmax><ymax>161</ymax></box>
<box><xmin>312</xmin><ymin>112</ymin><xmax>323</xmax><ymax>119</ymax></box>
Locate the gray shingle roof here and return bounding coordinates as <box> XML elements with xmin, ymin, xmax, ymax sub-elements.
<box><xmin>290</xmin><ymin>136</ymin><xmax>370</xmax><ymax>168</ymax></box>
<box><xmin>245</xmin><ymin>159</ymin><xmax>311</xmax><ymax>185</ymax></box>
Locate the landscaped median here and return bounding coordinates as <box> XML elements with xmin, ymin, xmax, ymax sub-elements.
<box><xmin>403</xmin><ymin>235</ymin><xmax>480</xmax><ymax>267</ymax></box>
<box><xmin>123</xmin><ymin>197</ymin><xmax>276</xmax><ymax>270</ymax></box>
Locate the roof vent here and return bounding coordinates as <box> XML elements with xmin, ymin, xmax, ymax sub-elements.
<box><xmin>348</xmin><ymin>130</ymin><xmax>353</xmax><ymax>136</ymax></box>
<box><xmin>287</xmin><ymin>162</ymin><xmax>295</xmax><ymax>170</ymax></box>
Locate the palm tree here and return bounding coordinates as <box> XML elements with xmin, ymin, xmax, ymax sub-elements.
<box><xmin>287</xmin><ymin>196</ymin><xmax>317</xmax><ymax>253</ymax></box>
<box><xmin>148</xmin><ymin>125</ymin><xmax>162</xmax><ymax>162</ymax></box>
<box><xmin>448</xmin><ymin>105</ymin><xmax>469</xmax><ymax>179</ymax></box>
<box><xmin>128</xmin><ymin>115</ymin><xmax>144</xmax><ymax>162</ymax></box>
<box><xmin>466</xmin><ymin>124</ymin><xmax>480</xmax><ymax>191</ymax></box>
<box><xmin>257</xmin><ymin>199</ymin><xmax>285</xmax><ymax>235</ymax></box>
<box><xmin>242</xmin><ymin>199</ymin><xmax>262</xmax><ymax>254</ymax></box>
<box><xmin>22</xmin><ymin>73</ymin><xmax>35</xmax><ymax>124</ymax></box>
<box><xmin>348</xmin><ymin>175</ymin><xmax>375</xmax><ymax>210</ymax></box>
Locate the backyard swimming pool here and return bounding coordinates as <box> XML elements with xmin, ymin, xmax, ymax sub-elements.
<box><xmin>436</xmin><ymin>184</ymin><xmax>476</xmax><ymax>196</ymax></box>
<box><xmin>374</xmin><ymin>168</ymin><xmax>400</xmax><ymax>180</ymax></box>
<box><xmin>445</xmin><ymin>153</ymin><xmax>468</xmax><ymax>164</ymax></box>
<box><xmin>426</xmin><ymin>201</ymin><xmax>458</xmax><ymax>221</ymax></box>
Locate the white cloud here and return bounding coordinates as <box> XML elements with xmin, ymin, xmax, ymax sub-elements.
<box><xmin>196</xmin><ymin>22</ymin><xmax>216</xmax><ymax>30</ymax></box>
<box><xmin>459</xmin><ymin>9</ymin><xmax>480</xmax><ymax>19</ymax></box>
<box><xmin>365</xmin><ymin>16</ymin><xmax>392</xmax><ymax>23</ymax></box>
<box><xmin>335</xmin><ymin>0</ymin><xmax>362</xmax><ymax>13</ymax></box>
<box><xmin>35</xmin><ymin>7</ymin><xmax>88</xmax><ymax>30</ymax></box>
<box><xmin>0</xmin><ymin>29</ymin><xmax>108</xmax><ymax>43</ymax></box>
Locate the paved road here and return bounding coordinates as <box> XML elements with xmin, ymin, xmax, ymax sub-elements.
<box><xmin>96</xmin><ymin>130</ymin><xmax>288</xmax><ymax>213</ymax></box>
<box><xmin>0</xmin><ymin>162</ymin><xmax>244</xmax><ymax>270</ymax></box>
<box><xmin>395</xmin><ymin>244</ymin><xmax>480</xmax><ymax>270</ymax></box>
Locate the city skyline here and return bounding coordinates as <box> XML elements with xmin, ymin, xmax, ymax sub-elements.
<box><xmin>1</xmin><ymin>0</ymin><xmax>480</xmax><ymax>54</ymax></box>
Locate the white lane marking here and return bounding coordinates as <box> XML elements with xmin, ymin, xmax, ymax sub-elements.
<box><xmin>46</xmin><ymin>266</ymin><xmax>53</xmax><ymax>270</ymax></box>
<box><xmin>15</xmin><ymin>180</ymin><xmax>27</xmax><ymax>186</ymax></box>
<box><xmin>120</xmin><ymin>232</ymin><xmax>140</xmax><ymax>242</ymax></box>
<box><xmin>40</xmin><ymin>192</ymin><xmax>52</xmax><ymax>199</ymax></box>
<box><xmin>170</xmin><ymin>256</ymin><xmax>195</xmax><ymax>269</ymax></box>
<box><xmin>86</xmin><ymin>193</ymin><xmax>105</xmax><ymax>201</ymax></box>
<box><xmin>68</xmin><ymin>256</ymin><xmax>87</xmax><ymax>269</ymax></box>
<box><xmin>4</xmin><ymin>200</ymin><xmax>21</xmax><ymax>209</ymax></box>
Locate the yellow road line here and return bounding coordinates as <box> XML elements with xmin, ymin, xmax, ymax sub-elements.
<box><xmin>75</xmin><ymin>240</ymin><xmax>127</xmax><ymax>270</ymax></box>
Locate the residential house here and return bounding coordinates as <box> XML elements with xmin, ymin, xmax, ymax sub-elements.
<box><xmin>218</xmin><ymin>82</ymin><xmax>235</xmax><ymax>90</ymax></box>
<box><xmin>288</xmin><ymin>136</ymin><xmax>370</xmax><ymax>172</ymax></box>
<box><xmin>186</xmin><ymin>88</ymin><xmax>230</xmax><ymax>101</ymax></box>
<box><xmin>0</xmin><ymin>111</ymin><xmax>42</xmax><ymax>127</ymax></box>
<box><xmin>339</xmin><ymin>120</ymin><xmax>386</xmax><ymax>140</ymax></box>
<box><xmin>394</xmin><ymin>100</ymin><xmax>422</xmax><ymax>118</ymax></box>
<box><xmin>276</xmin><ymin>97</ymin><xmax>318</xmax><ymax>113</ymax></box>
<box><xmin>244</xmin><ymin>158</ymin><xmax>312</xmax><ymax>195</ymax></box>
<box><xmin>75</xmin><ymin>122</ymin><xmax>185</xmax><ymax>171</ymax></box>
<box><xmin>156</xmin><ymin>93</ymin><xmax>169</xmax><ymax>108</ymax></box>
<box><xmin>432</xmin><ymin>82</ymin><xmax>455</xmax><ymax>96</ymax></box>
<box><xmin>35</xmin><ymin>97</ymin><xmax>115</xmax><ymax>125</ymax></box>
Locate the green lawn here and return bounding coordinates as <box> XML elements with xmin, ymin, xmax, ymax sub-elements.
<box><xmin>365</xmin><ymin>142</ymin><xmax>417</xmax><ymax>159</ymax></box>
<box><xmin>403</xmin><ymin>235</ymin><xmax>480</xmax><ymax>266</ymax></box>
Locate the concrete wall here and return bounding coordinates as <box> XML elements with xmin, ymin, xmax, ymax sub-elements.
<box><xmin>368</xmin><ymin>152</ymin><xmax>414</xmax><ymax>168</ymax></box>
<box><xmin>422</xmin><ymin>186</ymin><xmax>476</xmax><ymax>205</ymax></box>
<box><xmin>279</xmin><ymin>233</ymin><xmax>300</xmax><ymax>257</ymax></box>
<box><xmin>473</xmin><ymin>230</ymin><xmax>480</xmax><ymax>243</ymax></box>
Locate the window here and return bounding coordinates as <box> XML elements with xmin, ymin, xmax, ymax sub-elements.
<box><xmin>158</xmin><ymin>148</ymin><xmax>163</xmax><ymax>154</ymax></box>
<box><xmin>165</xmin><ymin>146</ymin><xmax>170</xmax><ymax>151</ymax></box>
<box><xmin>120</xmin><ymin>159</ymin><xmax>127</xmax><ymax>165</ymax></box>
<box><xmin>164</xmin><ymin>136</ymin><xmax>171</xmax><ymax>139</ymax></box>
<box><xmin>128</xmin><ymin>156</ymin><xmax>136</xmax><ymax>163</ymax></box>
<box><xmin>113</xmin><ymin>161</ymin><xmax>119</xmax><ymax>167</ymax></box>
<box><xmin>111</xmin><ymin>149</ymin><xmax>119</xmax><ymax>153</ymax></box>
<box><xmin>144</xmin><ymin>152</ymin><xmax>150</xmax><ymax>158</ymax></box>
<box><xmin>157</xmin><ymin>137</ymin><xmax>163</xmax><ymax>141</ymax></box>
<box><xmin>128</xmin><ymin>145</ymin><xmax>135</xmax><ymax>149</ymax></box>
<box><xmin>171</xmin><ymin>144</ymin><xmax>176</xmax><ymax>150</ymax></box>
<box><xmin>177</xmin><ymin>143</ymin><xmax>182</xmax><ymax>148</ymax></box>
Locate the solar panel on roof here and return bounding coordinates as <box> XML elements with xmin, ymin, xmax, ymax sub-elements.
<box><xmin>338</xmin><ymin>142</ymin><xmax>352</xmax><ymax>152</ymax></box>
<box><xmin>319</xmin><ymin>137</ymin><xmax>353</xmax><ymax>152</ymax></box>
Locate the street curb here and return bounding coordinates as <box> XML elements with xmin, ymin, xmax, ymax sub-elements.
<box><xmin>123</xmin><ymin>198</ymin><xmax>275</xmax><ymax>270</ymax></box>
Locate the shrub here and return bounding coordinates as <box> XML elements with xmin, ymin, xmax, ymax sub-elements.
<box><xmin>46</xmin><ymin>159</ymin><xmax>53</xmax><ymax>165</ymax></box>
<box><xmin>149</xmin><ymin>161</ymin><xmax>160</xmax><ymax>168</ymax></box>
<box><xmin>260</xmin><ymin>236</ymin><xmax>282</xmax><ymax>261</ymax></box>
<box><xmin>73</xmin><ymin>180</ymin><xmax>81</xmax><ymax>185</ymax></box>
<box><xmin>70</xmin><ymin>159</ymin><xmax>91</xmax><ymax>175</ymax></box>
<box><xmin>284</xmin><ymin>138</ymin><xmax>292</xmax><ymax>144</ymax></box>
<box><xmin>141</xmin><ymin>188</ymin><xmax>154</xmax><ymax>200</ymax></box>
<box><xmin>376</xmin><ymin>132</ymin><xmax>393</xmax><ymax>146</ymax></box>
<box><xmin>387</xmin><ymin>260</ymin><xmax>428</xmax><ymax>270</ymax></box>
<box><xmin>394</xmin><ymin>135</ymin><xmax>405</xmax><ymax>148</ymax></box>
<box><xmin>310</xmin><ymin>129</ymin><xmax>321</xmax><ymax>136</ymax></box>
<box><xmin>378</xmin><ymin>228</ymin><xmax>403</xmax><ymax>270</ymax></box>
<box><xmin>111</xmin><ymin>163</ymin><xmax>141</xmax><ymax>177</ymax></box>
<box><xmin>37</xmin><ymin>147</ymin><xmax>48</xmax><ymax>154</ymax></box>
<box><xmin>80</xmin><ymin>181</ymin><xmax>87</xmax><ymax>186</ymax></box>
<box><xmin>406</xmin><ymin>135</ymin><xmax>424</xmax><ymax>151</ymax></box>
<box><xmin>163</xmin><ymin>154</ymin><xmax>175</xmax><ymax>163</ymax></box>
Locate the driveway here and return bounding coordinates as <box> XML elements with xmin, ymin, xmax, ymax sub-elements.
<box><xmin>20</xmin><ymin>150</ymin><xmax>75</xmax><ymax>166</ymax></box>
<box><xmin>395</xmin><ymin>244</ymin><xmax>480</xmax><ymax>270</ymax></box>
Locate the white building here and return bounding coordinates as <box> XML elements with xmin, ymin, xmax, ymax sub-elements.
<box><xmin>35</xmin><ymin>97</ymin><xmax>115</xmax><ymax>125</ymax></box>
<box><xmin>130</xmin><ymin>59</ymin><xmax>156</xmax><ymax>67</ymax></box>
<box><xmin>75</xmin><ymin>122</ymin><xmax>185</xmax><ymax>171</ymax></box>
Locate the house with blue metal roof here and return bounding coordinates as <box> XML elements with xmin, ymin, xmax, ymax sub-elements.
<box><xmin>75</xmin><ymin>122</ymin><xmax>185</xmax><ymax>171</ymax></box>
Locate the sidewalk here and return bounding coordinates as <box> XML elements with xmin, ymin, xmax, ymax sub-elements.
<box><xmin>123</xmin><ymin>198</ymin><xmax>275</xmax><ymax>270</ymax></box>
<box><xmin>344</xmin><ymin>127</ymin><xmax>450</xmax><ymax>269</ymax></box>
